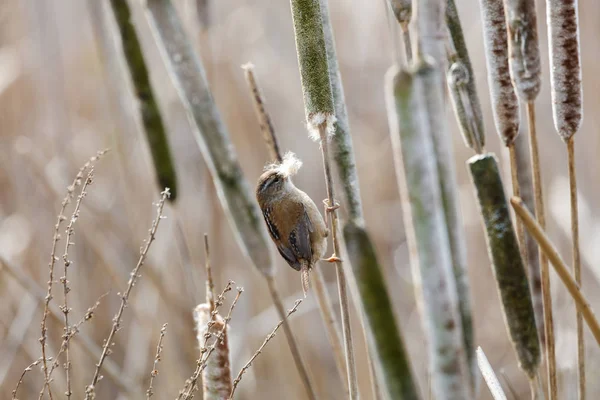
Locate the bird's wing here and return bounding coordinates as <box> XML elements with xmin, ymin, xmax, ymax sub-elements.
<box><xmin>263</xmin><ymin>206</ymin><xmax>301</xmax><ymax>271</ymax></box>
<box><xmin>288</xmin><ymin>207</ymin><xmax>313</xmax><ymax>266</ymax></box>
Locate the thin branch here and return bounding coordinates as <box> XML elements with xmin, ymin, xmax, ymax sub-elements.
<box><xmin>229</xmin><ymin>299</ymin><xmax>303</xmax><ymax>399</ymax></box>
<box><xmin>511</xmin><ymin>197</ymin><xmax>600</xmax><ymax>346</ymax></box>
<box><xmin>85</xmin><ymin>188</ymin><xmax>171</xmax><ymax>399</ymax></box>
<box><xmin>13</xmin><ymin>358</ymin><xmax>51</xmax><ymax>400</ymax></box>
<box><xmin>146</xmin><ymin>323</ymin><xmax>168</xmax><ymax>399</ymax></box>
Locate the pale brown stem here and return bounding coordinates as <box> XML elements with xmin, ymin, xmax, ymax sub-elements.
<box><xmin>509</xmin><ymin>144</ymin><xmax>528</xmax><ymax>268</ymax></box>
<box><xmin>567</xmin><ymin>137</ymin><xmax>585</xmax><ymax>399</ymax></box>
<box><xmin>401</xmin><ymin>24</ymin><xmax>412</xmax><ymax>64</ymax></box>
<box><xmin>527</xmin><ymin>101</ymin><xmax>556</xmax><ymax>399</ymax></box>
<box><xmin>318</xmin><ymin>122</ymin><xmax>359</xmax><ymax>400</ymax></box>
<box><xmin>511</xmin><ymin>197</ymin><xmax>600</xmax><ymax>346</ymax></box>
<box><xmin>312</xmin><ymin>268</ymin><xmax>349</xmax><ymax>394</ymax></box>
<box><xmin>265</xmin><ymin>276</ymin><xmax>317</xmax><ymax>400</ymax></box>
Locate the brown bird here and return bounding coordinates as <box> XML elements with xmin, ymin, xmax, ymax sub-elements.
<box><xmin>256</xmin><ymin>153</ymin><xmax>332</xmax><ymax>297</ymax></box>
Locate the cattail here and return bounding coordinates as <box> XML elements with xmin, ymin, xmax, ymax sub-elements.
<box><xmin>504</xmin><ymin>0</ymin><xmax>541</xmax><ymax>101</ymax></box>
<box><xmin>468</xmin><ymin>154</ymin><xmax>540</xmax><ymax>379</ymax></box>
<box><xmin>386</xmin><ymin>63</ymin><xmax>472</xmax><ymax>400</ymax></box>
<box><xmin>478</xmin><ymin>0</ymin><xmax>520</xmax><ymax>146</ymax></box>
<box><xmin>194</xmin><ymin>304</ymin><xmax>232</xmax><ymax>399</ymax></box>
<box><xmin>547</xmin><ymin>0</ymin><xmax>582</xmax><ymax>141</ymax></box>
<box><xmin>109</xmin><ymin>0</ymin><xmax>178</xmax><ymax>200</ymax></box>
<box><xmin>446</xmin><ymin>0</ymin><xmax>486</xmax><ymax>153</ymax></box>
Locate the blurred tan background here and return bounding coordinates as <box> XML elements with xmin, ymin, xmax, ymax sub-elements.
<box><xmin>1</xmin><ymin>0</ymin><xmax>599</xmax><ymax>399</ymax></box>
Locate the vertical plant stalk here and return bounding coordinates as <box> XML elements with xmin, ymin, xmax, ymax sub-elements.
<box><xmin>388</xmin><ymin>0</ymin><xmax>413</xmax><ymax>63</ymax></box>
<box><xmin>446</xmin><ymin>0</ymin><xmax>486</xmax><ymax>153</ymax></box>
<box><xmin>546</xmin><ymin>0</ymin><xmax>584</xmax><ymax>395</ymax></box>
<box><xmin>146</xmin><ymin>323</ymin><xmax>167</xmax><ymax>399</ymax></box>
<box><xmin>289</xmin><ymin>0</ymin><xmax>359</xmax><ymax>397</ymax></box>
<box><xmin>477</xmin><ymin>347</ymin><xmax>507</xmax><ymax>400</ymax></box>
<box><xmin>109</xmin><ymin>0</ymin><xmax>178</xmax><ymax>200</ymax></box>
<box><xmin>319</xmin><ymin>1</ymin><xmax>419</xmax><ymax>398</ymax></box>
<box><xmin>242</xmin><ymin>62</ymin><xmax>348</xmax><ymax>394</ymax></box>
<box><xmin>387</xmin><ymin>64</ymin><xmax>471</xmax><ymax>400</ymax></box>
<box><xmin>511</xmin><ymin>197</ymin><xmax>600</xmax><ymax>346</ymax></box>
<box><xmin>143</xmin><ymin>3</ymin><xmax>317</xmax><ymax>396</ymax></box>
<box><xmin>468</xmin><ymin>154</ymin><xmax>540</xmax><ymax>381</ymax></box>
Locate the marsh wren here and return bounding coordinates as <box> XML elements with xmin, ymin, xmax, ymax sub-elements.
<box><xmin>256</xmin><ymin>153</ymin><xmax>331</xmax><ymax>297</ymax></box>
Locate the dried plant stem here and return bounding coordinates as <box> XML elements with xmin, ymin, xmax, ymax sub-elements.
<box><xmin>85</xmin><ymin>189</ymin><xmax>170</xmax><ymax>399</ymax></box>
<box><xmin>312</xmin><ymin>268</ymin><xmax>348</xmax><ymax>390</ymax></box>
<box><xmin>58</xmin><ymin>169</ymin><xmax>94</xmax><ymax>399</ymax></box>
<box><xmin>13</xmin><ymin>358</ymin><xmax>51</xmax><ymax>400</ymax></box>
<box><xmin>39</xmin><ymin>151</ymin><xmax>106</xmax><ymax>400</ymax></box>
<box><xmin>509</xmin><ymin>144</ymin><xmax>528</xmax><ymax>265</ymax></box>
<box><xmin>319</xmin><ymin>123</ymin><xmax>359</xmax><ymax>400</ymax></box>
<box><xmin>567</xmin><ymin>137</ymin><xmax>585</xmax><ymax>398</ymax></box>
<box><xmin>265</xmin><ymin>276</ymin><xmax>317</xmax><ymax>400</ymax></box>
<box><xmin>511</xmin><ymin>197</ymin><xmax>600</xmax><ymax>346</ymax></box>
<box><xmin>527</xmin><ymin>102</ymin><xmax>557</xmax><ymax>398</ymax></box>
<box><xmin>146</xmin><ymin>324</ymin><xmax>167</xmax><ymax>399</ymax></box>
<box><xmin>477</xmin><ymin>347</ymin><xmax>507</xmax><ymax>400</ymax></box>
<box><xmin>402</xmin><ymin>26</ymin><xmax>412</xmax><ymax>64</ymax></box>
<box><xmin>229</xmin><ymin>299</ymin><xmax>303</xmax><ymax>399</ymax></box>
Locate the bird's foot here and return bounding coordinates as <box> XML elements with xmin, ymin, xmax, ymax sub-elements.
<box><xmin>322</xmin><ymin>199</ymin><xmax>340</xmax><ymax>213</ymax></box>
<box><xmin>322</xmin><ymin>254</ymin><xmax>342</xmax><ymax>263</ymax></box>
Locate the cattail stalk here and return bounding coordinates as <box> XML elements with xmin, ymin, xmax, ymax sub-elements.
<box><xmin>242</xmin><ymin>62</ymin><xmax>348</xmax><ymax>395</ymax></box>
<box><xmin>547</xmin><ymin>0</ymin><xmax>584</xmax><ymax>396</ymax></box>
<box><xmin>446</xmin><ymin>0</ymin><xmax>485</xmax><ymax>153</ymax></box>
<box><xmin>319</xmin><ymin>0</ymin><xmax>419</xmax><ymax>398</ymax></box>
<box><xmin>109</xmin><ymin>0</ymin><xmax>178</xmax><ymax>200</ymax></box>
<box><xmin>468</xmin><ymin>154</ymin><xmax>540</xmax><ymax>382</ymax></box>
<box><xmin>511</xmin><ymin>197</ymin><xmax>600</xmax><ymax>346</ymax></box>
<box><xmin>504</xmin><ymin>0</ymin><xmax>554</xmax><ymax>395</ymax></box>
<box><xmin>387</xmin><ymin>64</ymin><xmax>471</xmax><ymax>400</ymax></box>
<box><xmin>143</xmin><ymin>1</ymin><xmax>316</xmax><ymax>397</ymax></box>
<box><xmin>289</xmin><ymin>0</ymin><xmax>359</xmax><ymax>397</ymax></box>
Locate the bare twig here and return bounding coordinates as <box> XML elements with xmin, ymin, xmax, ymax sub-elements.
<box><xmin>85</xmin><ymin>188</ymin><xmax>170</xmax><ymax>399</ymax></box>
<box><xmin>39</xmin><ymin>150</ymin><xmax>107</xmax><ymax>400</ymax></box>
<box><xmin>58</xmin><ymin>168</ymin><xmax>94</xmax><ymax>399</ymax></box>
<box><xmin>511</xmin><ymin>197</ymin><xmax>600</xmax><ymax>346</ymax></box>
<box><xmin>477</xmin><ymin>347</ymin><xmax>507</xmax><ymax>400</ymax></box>
<box><xmin>13</xmin><ymin>358</ymin><xmax>51</xmax><ymax>400</ymax></box>
<box><xmin>229</xmin><ymin>299</ymin><xmax>303</xmax><ymax>399</ymax></box>
<box><xmin>146</xmin><ymin>324</ymin><xmax>168</xmax><ymax>399</ymax></box>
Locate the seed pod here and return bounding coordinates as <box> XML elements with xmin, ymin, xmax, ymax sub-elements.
<box><xmin>194</xmin><ymin>304</ymin><xmax>232</xmax><ymax>399</ymax></box>
<box><xmin>388</xmin><ymin>0</ymin><xmax>412</xmax><ymax>26</ymax></box>
<box><xmin>547</xmin><ymin>0</ymin><xmax>582</xmax><ymax>141</ymax></box>
<box><xmin>468</xmin><ymin>153</ymin><xmax>540</xmax><ymax>379</ymax></box>
<box><xmin>290</xmin><ymin>0</ymin><xmax>335</xmax><ymax>136</ymax></box>
<box><xmin>504</xmin><ymin>0</ymin><xmax>542</xmax><ymax>101</ymax></box>
<box><xmin>479</xmin><ymin>0</ymin><xmax>520</xmax><ymax>146</ymax></box>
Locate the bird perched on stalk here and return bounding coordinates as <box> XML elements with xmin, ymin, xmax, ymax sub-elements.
<box><xmin>256</xmin><ymin>152</ymin><xmax>337</xmax><ymax>296</ymax></box>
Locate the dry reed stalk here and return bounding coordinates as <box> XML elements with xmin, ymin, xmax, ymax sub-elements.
<box><xmin>504</xmin><ymin>0</ymin><xmax>554</xmax><ymax>394</ymax></box>
<box><xmin>446</xmin><ymin>0</ymin><xmax>485</xmax><ymax>154</ymax></box>
<box><xmin>84</xmin><ymin>188</ymin><xmax>170</xmax><ymax>399</ymax></box>
<box><xmin>546</xmin><ymin>0</ymin><xmax>584</xmax><ymax>396</ymax></box>
<box><xmin>242</xmin><ymin>62</ymin><xmax>348</xmax><ymax>394</ymax></box>
<box><xmin>38</xmin><ymin>151</ymin><xmax>106</xmax><ymax>400</ymax></box>
<box><xmin>319</xmin><ymin>0</ymin><xmax>419</xmax><ymax>397</ymax></box>
<box><xmin>143</xmin><ymin>2</ymin><xmax>316</xmax><ymax>395</ymax></box>
<box><xmin>467</xmin><ymin>154</ymin><xmax>540</xmax><ymax>382</ymax></box>
<box><xmin>477</xmin><ymin>347</ymin><xmax>507</xmax><ymax>400</ymax></box>
<box><xmin>146</xmin><ymin>324</ymin><xmax>167</xmax><ymax>399</ymax></box>
<box><xmin>109</xmin><ymin>0</ymin><xmax>178</xmax><ymax>200</ymax></box>
<box><xmin>229</xmin><ymin>299</ymin><xmax>303</xmax><ymax>399</ymax></box>
<box><xmin>0</xmin><ymin>255</ymin><xmax>134</xmax><ymax>394</ymax></box>
<box><xmin>511</xmin><ymin>197</ymin><xmax>600</xmax><ymax>346</ymax></box>
<box><xmin>386</xmin><ymin>64</ymin><xmax>471</xmax><ymax>400</ymax></box>
<box><xmin>289</xmin><ymin>0</ymin><xmax>359</xmax><ymax>397</ymax></box>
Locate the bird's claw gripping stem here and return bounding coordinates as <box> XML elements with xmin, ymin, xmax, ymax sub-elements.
<box><xmin>322</xmin><ymin>255</ymin><xmax>342</xmax><ymax>263</ymax></box>
<box><xmin>322</xmin><ymin>199</ymin><xmax>340</xmax><ymax>213</ymax></box>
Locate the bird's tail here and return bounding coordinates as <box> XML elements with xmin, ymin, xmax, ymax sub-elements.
<box><xmin>300</xmin><ymin>263</ymin><xmax>311</xmax><ymax>298</ymax></box>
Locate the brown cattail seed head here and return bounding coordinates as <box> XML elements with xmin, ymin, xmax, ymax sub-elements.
<box><xmin>547</xmin><ymin>0</ymin><xmax>582</xmax><ymax>141</ymax></box>
<box><xmin>479</xmin><ymin>0</ymin><xmax>520</xmax><ymax>146</ymax></box>
<box><xmin>505</xmin><ymin>0</ymin><xmax>542</xmax><ymax>101</ymax></box>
